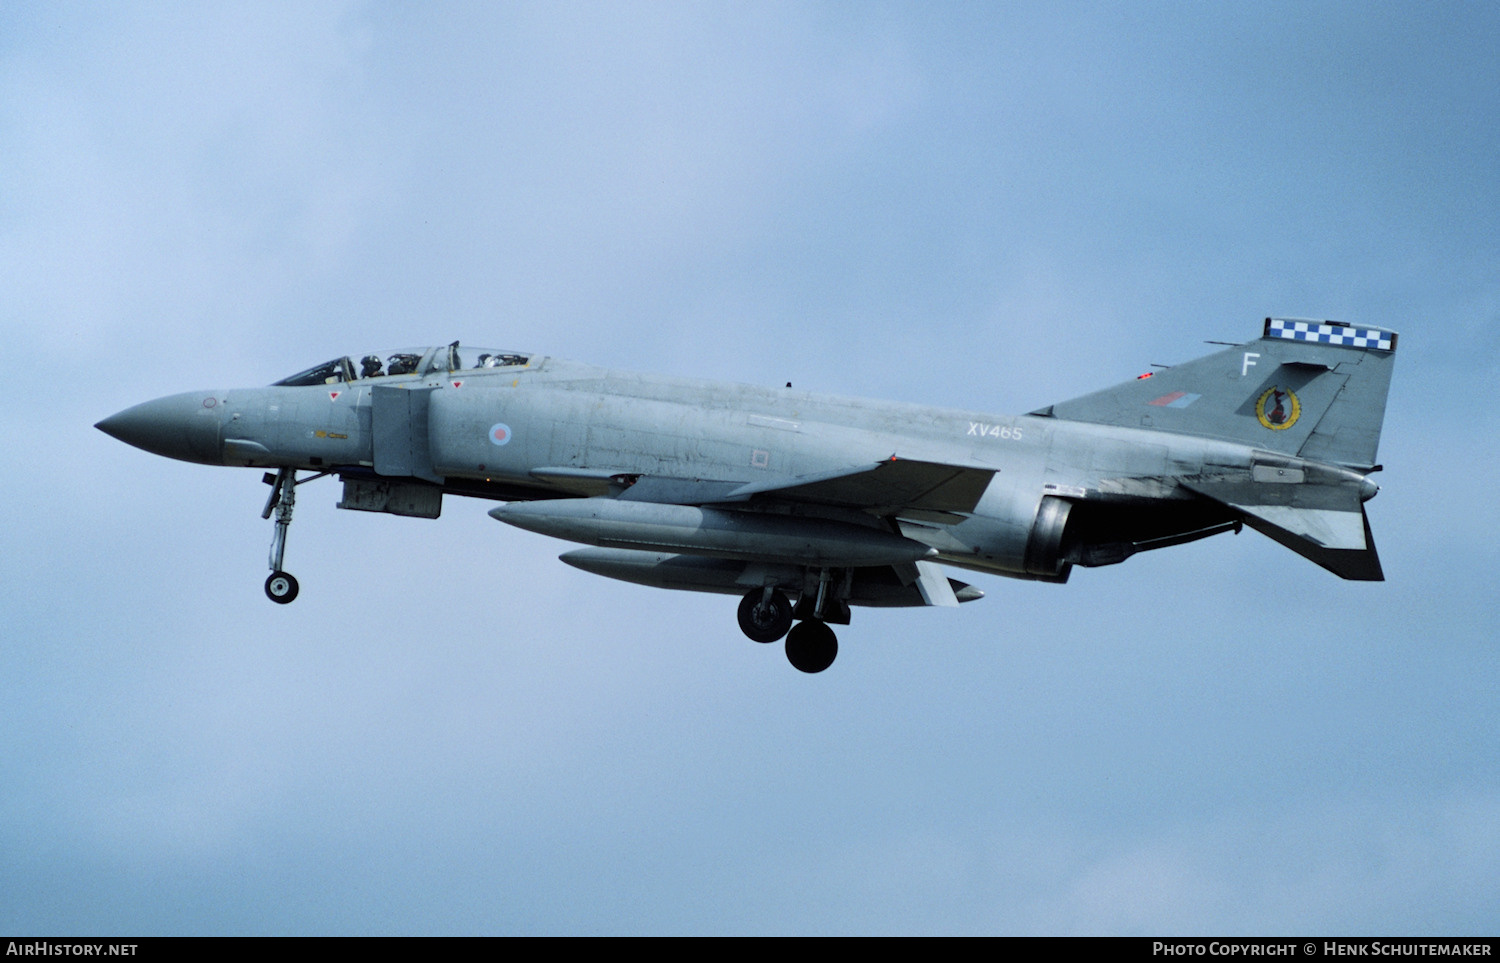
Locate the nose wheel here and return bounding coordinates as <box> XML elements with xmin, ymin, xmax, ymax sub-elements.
<box><xmin>265</xmin><ymin>571</ymin><xmax>299</xmax><ymax>604</ymax></box>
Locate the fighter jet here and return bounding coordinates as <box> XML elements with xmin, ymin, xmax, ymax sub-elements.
<box><xmin>97</xmin><ymin>319</ymin><xmax>1396</xmax><ymax>672</ymax></box>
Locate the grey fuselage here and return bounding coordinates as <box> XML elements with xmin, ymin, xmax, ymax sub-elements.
<box><xmin>111</xmin><ymin>349</ymin><xmax>1272</xmax><ymax>581</ymax></box>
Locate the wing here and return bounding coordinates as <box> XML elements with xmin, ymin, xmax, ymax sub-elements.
<box><xmin>512</xmin><ymin>457</ymin><xmax>998</xmax><ymax>608</ymax></box>
<box><xmin>528</xmin><ymin>456</ymin><xmax>996</xmax><ymax>519</ymax></box>
<box><xmin>710</xmin><ymin>456</ymin><xmax>995</xmax><ymax>517</ymax></box>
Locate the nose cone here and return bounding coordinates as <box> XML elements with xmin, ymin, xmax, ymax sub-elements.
<box><xmin>96</xmin><ymin>392</ymin><xmax>224</xmax><ymax>464</ymax></box>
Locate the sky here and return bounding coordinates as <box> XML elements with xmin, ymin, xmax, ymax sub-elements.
<box><xmin>2</xmin><ymin>0</ymin><xmax>1497</xmax><ymax>936</ymax></box>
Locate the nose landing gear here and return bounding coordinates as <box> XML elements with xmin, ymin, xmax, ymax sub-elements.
<box><xmin>263</xmin><ymin>468</ymin><xmax>298</xmax><ymax>604</ymax></box>
<box><xmin>261</xmin><ymin>468</ymin><xmax>328</xmax><ymax>604</ymax></box>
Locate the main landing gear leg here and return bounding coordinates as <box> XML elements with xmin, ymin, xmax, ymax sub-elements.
<box><xmin>737</xmin><ymin>586</ymin><xmax>794</xmax><ymax>643</ymax></box>
<box><xmin>781</xmin><ymin>567</ymin><xmax>849</xmax><ymax>673</ymax></box>
<box><xmin>736</xmin><ymin>569</ymin><xmax>850</xmax><ymax>673</ymax></box>
<box><xmin>263</xmin><ymin>468</ymin><xmax>299</xmax><ymax>604</ymax></box>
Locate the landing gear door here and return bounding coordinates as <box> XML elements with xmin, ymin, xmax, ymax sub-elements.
<box><xmin>372</xmin><ymin>384</ymin><xmax>443</xmax><ymax>484</ymax></box>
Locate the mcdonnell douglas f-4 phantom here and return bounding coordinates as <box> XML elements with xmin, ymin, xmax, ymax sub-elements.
<box><xmin>98</xmin><ymin>318</ymin><xmax>1396</xmax><ymax>672</ymax></box>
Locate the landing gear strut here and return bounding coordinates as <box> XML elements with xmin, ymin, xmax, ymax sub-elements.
<box><xmin>259</xmin><ymin>468</ymin><xmax>334</xmax><ymax>603</ymax></box>
<box><xmin>260</xmin><ymin>468</ymin><xmax>334</xmax><ymax>602</ymax></box>
<box><xmin>738</xmin><ymin>568</ymin><xmax>850</xmax><ymax>672</ymax></box>
<box><xmin>263</xmin><ymin>468</ymin><xmax>299</xmax><ymax>604</ymax></box>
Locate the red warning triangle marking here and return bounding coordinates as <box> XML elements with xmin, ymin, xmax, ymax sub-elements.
<box><xmin>329</xmin><ymin>391</ymin><xmax>341</xmax><ymax>401</ymax></box>
<box><xmin>452</xmin><ymin>380</ymin><xmax>463</xmax><ymax>389</ymax></box>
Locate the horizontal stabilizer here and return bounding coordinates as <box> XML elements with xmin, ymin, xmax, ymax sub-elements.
<box><xmin>1182</xmin><ymin>477</ymin><xmax>1383</xmax><ymax>580</ymax></box>
<box><xmin>1246</xmin><ymin>512</ymin><xmax>1382</xmax><ymax>580</ymax></box>
<box><xmin>1240</xmin><ymin>505</ymin><xmax>1367</xmax><ymax>550</ymax></box>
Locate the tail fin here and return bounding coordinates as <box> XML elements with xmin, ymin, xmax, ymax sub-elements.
<box><xmin>1040</xmin><ymin>319</ymin><xmax>1398</xmax><ymax>580</ymax></box>
<box><xmin>1040</xmin><ymin>318</ymin><xmax>1398</xmax><ymax>470</ymax></box>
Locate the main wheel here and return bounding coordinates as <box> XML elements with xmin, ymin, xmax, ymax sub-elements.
<box><xmin>265</xmin><ymin>571</ymin><xmax>299</xmax><ymax>604</ymax></box>
<box><xmin>784</xmin><ymin>620</ymin><xmax>837</xmax><ymax>673</ymax></box>
<box><xmin>737</xmin><ymin>588</ymin><xmax>793</xmax><ymax>643</ymax></box>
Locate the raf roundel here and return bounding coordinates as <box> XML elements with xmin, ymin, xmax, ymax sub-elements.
<box><xmin>489</xmin><ymin>422</ymin><xmax>513</xmax><ymax>446</ymax></box>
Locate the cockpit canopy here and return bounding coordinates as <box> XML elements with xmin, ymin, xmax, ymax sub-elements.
<box><xmin>272</xmin><ymin>342</ymin><xmax>531</xmax><ymax>386</ymax></box>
